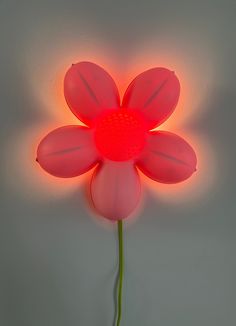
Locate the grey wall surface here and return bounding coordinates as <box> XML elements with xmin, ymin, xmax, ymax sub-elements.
<box><xmin>1</xmin><ymin>0</ymin><xmax>235</xmax><ymax>325</ymax></box>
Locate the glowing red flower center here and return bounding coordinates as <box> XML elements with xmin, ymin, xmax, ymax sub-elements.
<box><xmin>94</xmin><ymin>109</ymin><xmax>147</xmax><ymax>161</ymax></box>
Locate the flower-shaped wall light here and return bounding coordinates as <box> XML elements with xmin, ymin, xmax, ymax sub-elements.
<box><xmin>37</xmin><ymin>62</ymin><xmax>197</xmax><ymax>220</ymax></box>
<box><xmin>36</xmin><ymin>62</ymin><xmax>197</xmax><ymax>325</ymax></box>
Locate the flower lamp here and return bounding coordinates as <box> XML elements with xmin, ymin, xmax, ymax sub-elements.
<box><xmin>36</xmin><ymin>62</ymin><xmax>197</xmax><ymax>325</ymax></box>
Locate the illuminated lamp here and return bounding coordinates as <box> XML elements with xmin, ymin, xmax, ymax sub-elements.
<box><xmin>36</xmin><ymin>62</ymin><xmax>197</xmax><ymax>325</ymax></box>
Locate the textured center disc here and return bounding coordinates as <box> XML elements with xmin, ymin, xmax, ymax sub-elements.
<box><xmin>94</xmin><ymin>109</ymin><xmax>147</xmax><ymax>161</ymax></box>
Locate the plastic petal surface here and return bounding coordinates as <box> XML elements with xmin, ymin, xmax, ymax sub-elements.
<box><xmin>122</xmin><ymin>68</ymin><xmax>180</xmax><ymax>129</ymax></box>
<box><xmin>137</xmin><ymin>131</ymin><xmax>197</xmax><ymax>183</ymax></box>
<box><xmin>64</xmin><ymin>62</ymin><xmax>120</xmax><ymax>126</ymax></box>
<box><xmin>37</xmin><ymin>126</ymin><xmax>99</xmax><ymax>178</ymax></box>
<box><xmin>90</xmin><ymin>161</ymin><xmax>141</xmax><ymax>220</ymax></box>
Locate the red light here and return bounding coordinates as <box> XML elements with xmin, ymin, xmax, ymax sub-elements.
<box><xmin>36</xmin><ymin>61</ymin><xmax>198</xmax><ymax>220</ymax></box>
<box><xmin>94</xmin><ymin>109</ymin><xmax>147</xmax><ymax>161</ymax></box>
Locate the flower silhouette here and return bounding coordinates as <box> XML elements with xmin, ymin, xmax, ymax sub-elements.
<box><xmin>37</xmin><ymin>62</ymin><xmax>197</xmax><ymax>220</ymax></box>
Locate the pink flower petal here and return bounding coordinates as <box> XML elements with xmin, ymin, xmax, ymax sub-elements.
<box><xmin>64</xmin><ymin>62</ymin><xmax>120</xmax><ymax>126</ymax></box>
<box><xmin>122</xmin><ymin>68</ymin><xmax>180</xmax><ymax>129</ymax></box>
<box><xmin>90</xmin><ymin>161</ymin><xmax>141</xmax><ymax>220</ymax></box>
<box><xmin>136</xmin><ymin>131</ymin><xmax>197</xmax><ymax>183</ymax></box>
<box><xmin>37</xmin><ymin>126</ymin><xmax>99</xmax><ymax>178</ymax></box>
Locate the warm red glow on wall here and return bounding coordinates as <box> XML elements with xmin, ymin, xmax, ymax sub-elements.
<box><xmin>19</xmin><ymin>45</ymin><xmax>216</xmax><ymax>325</ymax></box>
<box><xmin>36</xmin><ymin>61</ymin><xmax>197</xmax><ymax>221</ymax></box>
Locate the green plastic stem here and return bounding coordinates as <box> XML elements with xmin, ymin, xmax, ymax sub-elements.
<box><xmin>116</xmin><ymin>220</ymin><xmax>124</xmax><ymax>326</ymax></box>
